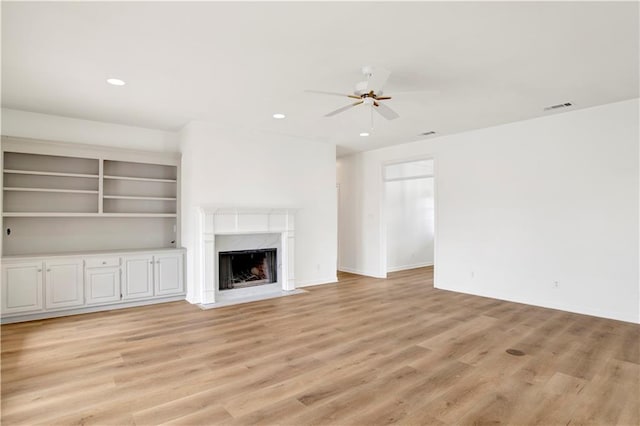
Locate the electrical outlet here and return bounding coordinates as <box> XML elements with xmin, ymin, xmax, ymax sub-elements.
<box><xmin>553</xmin><ymin>281</ymin><xmax>559</xmax><ymax>288</ymax></box>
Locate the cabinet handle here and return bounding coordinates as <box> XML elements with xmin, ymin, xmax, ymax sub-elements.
<box><xmin>150</xmin><ymin>261</ymin><xmax>154</xmax><ymax>264</ymax></box>
<box><xmin>37</xmin><ymin>269</ymin><xmax>42</xmax><ymax>272</ymax></box>
<box><xmin>46</xmin><ymin>269</ymin><xmax>51</xmax><ymax>272</ymax></box>
<box><xmin>102</xmin><ymin>261</ymin><xmax>107</xmax><ymax>265</ymax></box>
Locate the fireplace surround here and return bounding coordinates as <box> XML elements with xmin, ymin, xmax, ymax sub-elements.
<box><xmin>198</xmin><ymin>208</ymin><xmax>296</xmax><ymax>305</ymax></box>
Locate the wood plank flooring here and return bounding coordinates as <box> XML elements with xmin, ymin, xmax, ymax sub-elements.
<box><xmin>2</xmin><ymin>267</ymin><xmax>639</xmax><ymax>425</ymax></box>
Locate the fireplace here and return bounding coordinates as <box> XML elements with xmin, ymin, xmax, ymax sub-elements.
<box><xmin>198</xmin><ymin>208</ymin><xmax>297</xmax><ymax>305</ymax></box>
<box><xmin>219</xmin><ymin>248</ymin><xmax>277</xmax><ymax>290</ymax></box>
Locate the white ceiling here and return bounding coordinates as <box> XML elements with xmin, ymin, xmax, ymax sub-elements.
<box><xmin>2</xmin><ymin>2</ymin><xmax>638</xmax><ymax>156</ymax></box>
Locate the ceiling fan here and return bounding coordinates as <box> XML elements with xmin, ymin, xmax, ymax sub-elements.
<box><xmin>306</xmin><ymin>66</ymin><xmax>400</xmax><ymax>121</ymax></box>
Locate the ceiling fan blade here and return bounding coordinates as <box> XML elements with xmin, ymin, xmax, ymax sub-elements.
<box><xmin>325</xmin><ymin>101</ymin><xmax>363</xmax><ymax>117</ymax></box>
<box><xmin>374</xmin><ymin>102</ymin><xmax>399</xmax><ymax>120</ymax></box>
<box><xmin>391</xmin><ymin>89</ymin><xmax>440</xmax><ymax>96</ymax></box>
<box><xmin>305</xmin><ymin>90</ymin><xmax>361</xmax><ymax>99</ymax></box>
<box><xmin>364</xmin><ymin>67</ymin><xmax>391</xmax><ymax>93</ymax></box>
<box><xmin>375</xmin><ymin>96</ymin><xmax>392</xmax><ymax>101</ymax></box>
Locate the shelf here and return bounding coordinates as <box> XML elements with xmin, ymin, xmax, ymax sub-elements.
<box><xmin>4</xmin><ymin>187</ymin><xmax>99</xmax><ymax>194</ymax></box>
<box><xmin>2</xmin><ymin>212</ymin><xmax>177</xmax><ymax>218</ymax></box>
<box><xmin>102</xmin><ymin>213</ymin><xmax>177</xmax><ymax>218</ymax></box>
<box><xmin>3</xmin><ymin>212</ymin><xmax>99</xmax><ymax>217</ymax></box>
<box><xmin>103</xmin><ymin>175</ymin><xmax>177</xmax><ymax>183</ymax></box>
<box><xmin>4</xmin><ymin>169</ymin><xmax>99</xmax><ymax>179</ymax></box>
<box><xmin>103</xmin><ymin>195</ymin><xmax>177</xmax><ymax>201</ymax></box>
<box><xmin>3</xmin><ymin>146</ymin><xmax>179</xmax><ymax>256</ymax></box>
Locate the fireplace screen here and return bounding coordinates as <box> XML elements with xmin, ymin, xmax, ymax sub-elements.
<box><xmin>219</xmin><ymin>248</ymin><xmax>277</xmax><ymax>290</ymax></box>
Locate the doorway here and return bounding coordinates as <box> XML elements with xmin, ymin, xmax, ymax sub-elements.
<box><xmin>383</xmin><ymin>159</ymin><xmax>435</xmax><ymax>274</ymax></box>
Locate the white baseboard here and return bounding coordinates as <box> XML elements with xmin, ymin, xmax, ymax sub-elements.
<box><xmin>338</xmin><ymin>266</ymin><xmax>385</xmax><ymax>278</ymax></box>
<box><xmin>198</xmin><ymin>289</ymin><xmax>308</xmax><ymax>309</ymax></box>
<box><xmin>1</xmin><ymin>295</ymin><xmax>187</xmax><ymax>324</ymax></box>
<box><xmin>387</xmin><ymin>262</ymin><xmax>433</xmax><ymax>273</ymax></box>
<box><xmin>296</xmin><ymin>276</ymin><xmax>338</xmax><ymax>288</ymax></box>
<box><xmin>337</xmin><ymin>266</ymin><xmax>359</xmax><ymax>274</ymax></box>
<box><xmin>435</xmin><ymin>283</ymin><xmax>640</xmax><ymax>325</ymax></box>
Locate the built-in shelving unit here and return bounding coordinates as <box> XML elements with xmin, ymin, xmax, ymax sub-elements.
<box><xmin>1</xmin><ymin>137</ymin><xmax>184</xmax><ymax>323</ymax></box>
<box><xmin>102</xmin><ymin>159</ymin><xmax>177</xmax><ymax>216</ymax></box>
<box><xmin>3</xmin><ymin>152</ymin><xmax>100</xmax><ymax>216</ymax></box>
<box><xmin>1</xmin><ymin>136</ymin><xmax>181</xmax><ymax>256</ymax></box>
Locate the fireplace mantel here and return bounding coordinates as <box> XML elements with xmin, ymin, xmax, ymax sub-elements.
<box><xmin>198</xmin><ymin>208</ymin><xmax>297</xmax><ymax>304</ymax></box>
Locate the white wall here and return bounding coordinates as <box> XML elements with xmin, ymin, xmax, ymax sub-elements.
<box><xmin>385</xmin><ymin>177</ymin><xmax>434</xmax><ymax>272</ymax></box>
<box><xmin>337</xmin><ymin>98</ymin><xmax>639</xmax><ymax>323</ymax></box>
<box><xmin>180</xmin><ymin>121</ymin><xmax>337</xmax><ymax>303</ymax></box>
<box><xmin>1</xmin><ymin>108</ymin><xmax>179</xmax><ymax>152</ymax></box>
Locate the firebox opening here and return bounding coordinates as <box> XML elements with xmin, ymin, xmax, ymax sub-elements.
<box><xmin>219</xmin><ymin>248</ymin><xmax>277</xmax><ymax>291</ymax></box>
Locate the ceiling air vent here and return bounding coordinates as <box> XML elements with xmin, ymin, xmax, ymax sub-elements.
<box><xmin>420</xmin><ymin>131</ymin><xmax>436</xmax><ymax>136</ymax></box>
<box><xmin>544</xmin><ymin>102</ymin><xmax>573</xmax><ymax>111</ymax></box>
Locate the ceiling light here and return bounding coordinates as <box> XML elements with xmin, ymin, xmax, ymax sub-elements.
<box><xmin>272</xmin><ymin>113</ymin><xmax>286</xmax><ymax>119</ymax></box>
<box><xmin>106</xmin><ymin>78</ymin><xmax>126</xmax><ymax>86</ymax></box>
<box><xmin>360</xmin><ymin>132</ymin><xmax>370</xmax><ymax>137</ymax></box>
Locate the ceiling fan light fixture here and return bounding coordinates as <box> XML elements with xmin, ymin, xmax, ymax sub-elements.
<box><xmin>306</xmin><ymin>66</ymin><xmax>399</xmax><ymax>120</ymax></box>
<box><xmin>272</xmin><ymin>113</ymin><xmax>286</xmax><ymax>119</ymax></box>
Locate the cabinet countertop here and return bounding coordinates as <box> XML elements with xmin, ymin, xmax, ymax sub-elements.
<box><xmin>1</xmin><ymin>247</ymin><xmax>186</xmax><ymax>261</ymax></box>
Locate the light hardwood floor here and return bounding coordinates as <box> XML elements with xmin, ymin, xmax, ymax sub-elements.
<box><xmin>1</xmin><ymin>267</ymin><xmax>639</xmax><ymax>425</ymax></box>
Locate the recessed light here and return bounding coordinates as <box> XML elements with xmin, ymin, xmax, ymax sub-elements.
<box><xmin>359</xmin><ymin>132</ymin><xmax>370</xmax><ymax>137</ymax></box>
<box><xmin>272</xmin><ymin>113</ymin><xmax>286</xmax><ymax>119</ymax></box>
<box><xmin>106</xmin><ymin>78</ymin><xmax>126</xmax><ymax>86</ymax></box>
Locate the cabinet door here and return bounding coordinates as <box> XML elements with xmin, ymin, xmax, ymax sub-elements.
<box><xmin>85</xmin><ymin>267</ymin><xmax>121</xmax><ymax>305</ymax></box>
<box><xmin>123</xmin><ymin>255</ymin><xmax>154</xmax><ymax>299</ymax></box>
<box><xmin>1</xmin><ymin>262</ymin><xmax>44</xmax><ymax>315</ymax></box>
<box><xmin>45</xmin><ymin>259</ymin><xmax>84</xmax><ymax>310</ymax></box>
<box><xmin>154</xmin><ymin>253</ymin><xmax>184</xmax><ymax>296</ymax></box>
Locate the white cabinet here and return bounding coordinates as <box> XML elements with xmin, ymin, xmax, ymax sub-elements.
<box><xmin>123</xmin><ymin>255</ymin><xmax>154</xmax><ymax>299</ymax></box>
<box><xmin>1</xmin><ymin>248</ymin><xmax>185</xmax><ymax>322</ymax></box>
<box><xmin>85</xmin><ymin>255</ymin><xmax>122</xmax><ymax>305</ymax></box>
<box><xmin>85</xmin><ymin>266</ymin><xmax>121</xmax><ymax>305</ymax></box>
<box><xmin>123</xmin><ymin>253</ymin><xmax>183</xmax><ymax>298</ymax></box>
<box><xmin>45</xmin><ymin>259</ymin><xmax>84</xmax><ymax>309</ymax></box>
<box><xmin>154</xmin><ymin>253</ymin><xmax>184</xmax><ymax>296</ymax></box>
<box><xmin>1</xmin><ymin>262</ymin><xmax>44</xmax><ymax>314</ymax></box>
